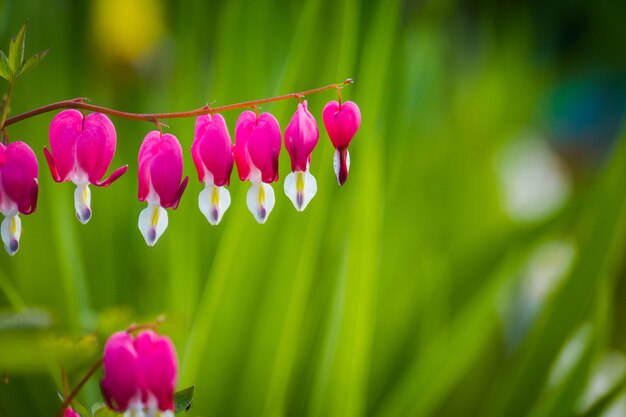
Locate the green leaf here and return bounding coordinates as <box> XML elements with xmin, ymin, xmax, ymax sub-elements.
<box><xmin>91</xmin><ymin>403</ymin><xmax>122</xmax><ymax>417</ymax></box>
<box><xmin>174</xmin><ymin>386</ymin><xmax>194</xmax><ymax>413</ymax></box>
<box><xmin>0</xmin><ymin>50</ymin><xmax>10</xmax><ymax>80</ymax></box>
<box><xmin>17</xmin><ymin>48</ymin><xmax>49</xmax><ymax>78</ymax></box>
<box><xmin>8</xmin><ymin>20</ymin><xmax>28</xmax><ymax>77</ymax></box>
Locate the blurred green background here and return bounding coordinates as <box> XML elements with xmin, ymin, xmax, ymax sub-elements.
<box><xmin>1</xmin><ymin>0</ymin><xmax>626</xmax><ymax>416</ymax></box>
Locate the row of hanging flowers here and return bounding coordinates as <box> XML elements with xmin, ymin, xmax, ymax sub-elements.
<box><xmin>0</xmin><ymin>96</ymin><xmax>360</xmax><ymax>254</ymax></box>
<box><xmin>0</xmin><ymin>21</ymin><xmax>361</xmax><ymax>255</ymax></box>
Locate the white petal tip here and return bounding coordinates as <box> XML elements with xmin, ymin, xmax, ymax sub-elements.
<box><xmin>1</xmin><ymin>214</ymin><xmax>21</xmax><ymax>256</ymax></box>
<box><xmin>199</xmin><ymin>184</ymin><xmax>231</xmax><ymax>225</ymax></box>
<box><xmin>247</xmin><ymin>182</ymin><xmax>275</xmax><ymax>224</ymax></box>
<box><xmin>5</xmin><ymin>239</ymin><xmax>18</xmax><ymax>256</ymax></box>
<box><xmin>284</xmin><ymin>170</ymin><xmax>317</xmax><ymax>211</ymax></box>
<box><xmin>146</xmin><ymin>228</ymin><xmax>158</xmax><ymax>246</ymax></box>
<box><xmin>76</xmin><ymin>207</ymin><xmax>92</xmax><ymax>224</ymax></box>
<box><xmin>138</xmin><ymin>205</ymin><xmax>168</xmax><ymax>246</ymax></box>
<box><xmin>74</xmin><ymin>184</ymin><xmax>92</xmax><ymax>224</ymax></box>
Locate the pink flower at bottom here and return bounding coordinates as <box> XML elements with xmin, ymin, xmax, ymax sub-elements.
<box><xmin>137</xmin><ymin>131</ymin><xmax>188</xmax><ymax>246</ymax></box>
<box><xmin>100</xmin><ymin>330</ymin><xmax>178</xmax><ymax>417</ymax></box>
<box><xmin>0</xmin><ymin>142</ymin><xmax>38</xmax><ymax>256</ymax></box>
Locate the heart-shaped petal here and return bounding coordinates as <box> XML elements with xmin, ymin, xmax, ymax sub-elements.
<box><xmin>322</xmin><ymin>100</ymin><xmax>361</xmax><ymax>149</ymax></box>
<box><xmin>192</xmin><ymin>114</ymin><xmax>234</xmax><ymax>186</ymax></box>
<box><xmin>234</xmin><ymin>111</ymin><xmax>281</xmax><ymax>183</ymax></box>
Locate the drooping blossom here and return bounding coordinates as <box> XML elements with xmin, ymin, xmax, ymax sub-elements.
<box><xmin>234</xmin><ymin>110</ymin><xmax>281</xmax><ymax>223</ymax></box>
<box><xmin>137</xmin><ymin>131</ymin><xmax>188</xmax><ymax>246</ymax></box>
<box><xmin>45</xmin><ymin>110</ymin><xmax>128</xmax><ymax>224</ymax></box>
<box><xmin>0</xmin><ymin>142</ymin><xmax>38</xmax><ymax>256</ymax></box>
<box><xmin>101</xmin><ymin>330</ymin><xmax>177</xmax><ymax>417</ymax></box>
<box><xmin>283</xmin><ymin>100</ymin><xmax>319</xmax><ymax>211</ymax></box>
<box><xmin>322</xmin><ymin>100</ymin><xmax>361</xmax><ymax>185</ymax></box>
<box><xmin>191</xmin><ymin>114</ymin><xmax>234</xmax><ymax>225</ymax></box>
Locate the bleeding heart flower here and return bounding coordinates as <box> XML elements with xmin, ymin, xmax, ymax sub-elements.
<box><xmin>0</xmin><ymin>142</ymin><xmax>38</xmax><ymax>256</ymax></box>
<box><xmin>101</xmin><ymin>330</ymin><xmax>177</xmax><ymax>417</ymax></box>
<box><xmin>322</xmin><ymin>100</ymin><xmax>361</xmax><ymax>185</ymax></box>
<box><xmin>283</xmin><ymin>100</ymin><xmax>318</xmax><ymax>211</ymax></box>
<box><xmin>138</xmin><ymin>131</ymin><xmax>188</xmax><ymax>246</ymax></box>
<box><xmin>45</xmin><ymin>110</ymin><xmax>128</xmax><ymax>224</ymax></box>
<box><xmin>191</xmin><ymin>114</ymin><xmax>234</xmax><ymax>225</ymax></box>
<box><xmin>234</xmin><ymin>110</ymin><xmax>281</xmax><ymax>223</ymax></box>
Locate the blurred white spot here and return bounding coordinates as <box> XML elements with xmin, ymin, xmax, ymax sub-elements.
<box><xmin>523</xmin><ymin>240</ymin><xmax>576</xmax><ymax>308</ymax></box>
<box><xmin>601</xmin><ymin>393</ymin><xmax>626</xmax><ymax>417</ymax></box>
<box><xmin>496</xmin><ymin>131</ymin><xmax>571</xmax><ymax>222</ymax></box>
<box><xmin>499</xmin><ymin>239</ymin><xmax>576</xmax><ymax>348</ymax></box>
<box><xmin>547</xmin><ymin>323</ymin><xmax>592</xmax><ymax>388</ymax></box>
<box><xmin>577</xmin><ymin>351</ymin><xmax>626</xmax><ymax>414</ymax></box>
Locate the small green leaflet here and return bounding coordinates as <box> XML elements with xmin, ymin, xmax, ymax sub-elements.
<box><xmin>174</xmin><ymin>385</ymin><xmax>195</xmax><ymax>413</ymax></box>
<box><xmin>0</xmin><ymin>50</ymin><xmax>10</xmax><ymax>80</ymax></box>
<box><xmin>0</xmin><ymin>21</ymin><xmax>49</xmax><ymax>81</ymax></box>
<box><xmin>17</xmin><ymin>48</ymin><xmax>50</xmax><ymax>79</ymax></box>
<box><xmin>8</xmin><ymin>20</ymin><xmax>28</xmax><ymax>75</ymax></box>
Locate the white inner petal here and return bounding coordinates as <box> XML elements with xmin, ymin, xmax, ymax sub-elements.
<box><xmin>198</xmin><ymin>181</ymin><xmax>231</xmax><ymax>226</ymax></box>
<box><xmin>138</xmin><ymin>203</ymin><xmax>168</xmax><ymax>246</ymax></box>
<box><xmin>333</xmin><ymin>149</ymin><xmax>351</xmax><ymax>185</ymax></box>
<box><xmin>74</xmin><ymin>183</ymin><xmax>92</xmax><ymax>224</ymax></box>
<box><xmin>1</xmin><ymin>213</ymin><xmax>21</xmax><ymax>256</ymax></box>
<box><xmin>246</xmin><ymin>181</ymin><xmax>275</xmax><ymax>224</ymax></box>
<box><xmin>284</xmin><ymin>169</ymin><xmax>317</xmax><ymax>211</ymax></box>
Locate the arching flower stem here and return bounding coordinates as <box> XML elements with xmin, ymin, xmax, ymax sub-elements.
<box><xmin>4</xmin><ymin>79</ymin><xmax>354</xmax><ymax>129</ymax></box>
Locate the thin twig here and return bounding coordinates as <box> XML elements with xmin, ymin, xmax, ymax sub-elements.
<box><xmin>55</xmin><ymin>359</ymin><xmax>102</xmax><ymax>417</ymax></box>
<box><xmin>0</xmin><ymin>80</ymin><xmax>15</xmax><ymax>131</ymax></box>
<box><xmin>5</xmin><ymin>79</ymin><xmax>353</xmax><ymax>129</ymax></box>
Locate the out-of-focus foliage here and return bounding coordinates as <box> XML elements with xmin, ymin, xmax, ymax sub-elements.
<box><xmin>0</xmin><ymin>0</ymin><xmax>626</xmax><ymax>416</ymax></box>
